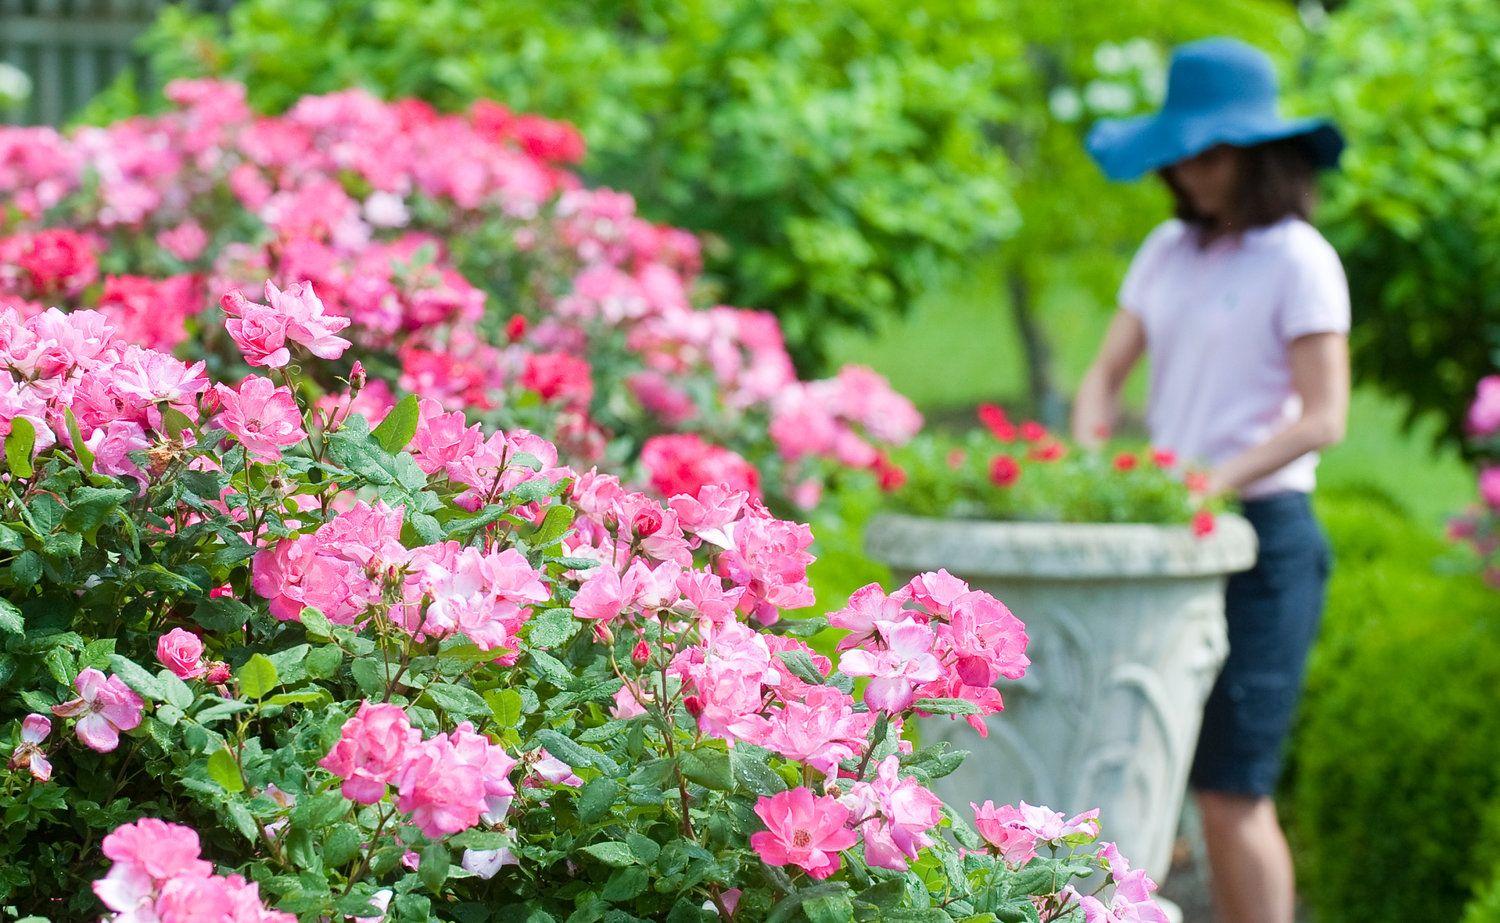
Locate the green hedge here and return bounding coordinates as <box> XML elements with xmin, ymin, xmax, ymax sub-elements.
<box><xmin>1288</xmin><ymin>484</ymin><xmax>1500</xmax><ymax>922</ymax></box>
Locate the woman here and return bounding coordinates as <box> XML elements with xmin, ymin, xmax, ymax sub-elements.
<box><xmin>1072</xmin><ymin>38</ymin><xmax>1349</xmax><ymax>923</ymax></box>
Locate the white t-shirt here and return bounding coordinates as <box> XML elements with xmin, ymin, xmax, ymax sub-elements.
<box><xmin>1119</xmin><ymin>218</ymin><xmax>1350</xmax><ymax>499</ymax></box>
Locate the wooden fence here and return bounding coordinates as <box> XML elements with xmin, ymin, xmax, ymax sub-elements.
<box><xmin>0</xmin><ymin>0</ymin><xmax>232</xmax><ymax>126</ymax></box>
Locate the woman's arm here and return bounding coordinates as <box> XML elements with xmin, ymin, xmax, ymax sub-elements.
<box><xmin>1206</xmin><ymin>332</ymin><xmax>1350</xmax><ymax>496</ymax></box>
<box><xmin>1072</xmin><ymin>310</ymin><xmax>1147</xmax><ymax>449</ymax></box>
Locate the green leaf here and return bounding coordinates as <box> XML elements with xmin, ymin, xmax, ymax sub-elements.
<box><xmin>507</xmin><ymin>477</ymin><xmax>556</xmax><ymax>505</ymax></box>
<box><xmin>236</xmin><ymin>653</ymin><xmax>279</xmax><ymax>699</ymax></box>
<box><xmin>912</xmin><ymin>697</ymin><xmax>982</xmax><ymax>716</ymax></box>
<box><xmin>766</xmin><ymin>884</ymin><xmax>853</xmax><ymax>923</ymax></box>
<box><xmin>0</xmin><ymin>599</ymin><xmax>22</xmax><ymax>635</ymax></box>
<box><xmin>803</xmin><ymin>891</ymin><xmax>855</xmax><ymax>923</ymax></box>
<box><xmin>525</xmin><ymin>607</ymin><xmax>576</xmax><ymax>649</ymax></box>
<box><xmin>576</xmin><ymin>777</ymin><xmax>618</xmax><ymax>825</ymax></box>
<box><xmin>299</xmin><ymin>606</ymin><xmax>333</xmax><ymax>639</ymax></box>
<box><xmin>418</xmin><ymin>843</ymin><xmax>450</xmax><ymax>892</ymax></box>
<box><xmin>207</xmin><ymin>747</ymin><xmax>245</xmax><ymax>794</ymax></box>
<box><xmin>579</xmin><ymin>841</ymin><xmax>636</xmax><ymax>867</ymax></box>
<box><xmin>485</xmin><ymin>688</ymin><xmax>523</xmax><ymax>727</ymax></box>
<box><xmin>526</xmin><ymin>649</ymin><xmax>574</xmax><ymax>688</ymax></box>
<box><xmin>528</xmin><ymin>503</ymin><xmax>574</xmax><ymax>546</ymax></box>
<box><xmin>680</xmin><ymin>745</ymin><xmax>733</xmax><ymax>791</ymax></box>
<box><xmin>63</xmin><ymin>486</ymin><xmax>133</xmax><ymax>534</ymax></box>
<box><xmin>9</xmin><ymin>550</ymin><xmax>40</xmax><ymax>586</ymax></box>
<box><xmin>324</xmin><ymin>824</ymin><xmax>363</xmax><ymax>867</ymax></box>
<box><xmin>157</xmin><ymin>670</ymin><xmax>194</xmax><ymax>710</ymax></box>
<box><xmin>371</xmin><ymin>393</ymin><xmax>420</xmax><ymax>453</ymax></box>
<box><xmin>108</xmin><ymin>654</ymin><xmax>166</xmax><ymax>702</ymax></box>
<box><xmin>731</xmin><ymin>744</ymin><xmax>787</xmax><ymax>796</ymax></box>
<box><xmin>79</xmin><ymin>637</ymin><xmax>116</xmax><ymax>670</ymax></box>
<box><xmin>267</xmin><ymin>689</ymin><xmax>331</xmax><ymax>707</ymax></box>
<box><xmin>602</xmin><ymin>865</ymin><xmax>649</xmax><ymax>902</ymax></box>
<box><xmin>533</xmin><ymin>729</ymin><xmax>619</xmax><ymax>775</ymax></box>
<box><xmin>161</xmin><ymin>407</ymin><xmax>196</xmax><ymax>440</ymax></box>
<box><xmin>0</xmin><ymin>523</ymin><xmax>24</xmax><ymax>551</ymax></box>
<box><xmin>42</xmin><ymin>646</ymin><xmax>75</xmax><ymax>686</ymax></box>
<box><xmin>5</xmin><ymin>417</ymin><xmax>36</xmax><ymax>478</ymax></box>
<box><xmin>776</xmin><ymin>649</ymin><xmax>826</xmax><ymax>685</ymax></box>
<box><xmin>65</xmin><ymin>408</ymin><xmax>93</xmax><ymax>473</ymax></box>
<box><xmin>423</xmin><ymin>682</ymin><xmax>489</xmax><ymax>718</ymax></box>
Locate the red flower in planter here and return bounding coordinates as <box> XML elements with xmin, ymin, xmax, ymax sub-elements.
<box><xmin>989</xmin><ymin>455</ymin><xmax>1021</xmax><ymax>487</ymax></box>
<box><xmin>1112</xmin><ymin>452</ymin><xmax>1138</xmax><ymax>472</ymax></box>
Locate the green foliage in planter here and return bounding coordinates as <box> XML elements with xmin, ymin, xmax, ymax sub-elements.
<box><xmin>1287</xmin><ymin>484</ymin><xmax>1500</xmax><ymax>922</ymax></box>
<box><xmin>1302</xmin><ymin>0</ymin><xmax>1500</xmax><ymax>446</ymax></box>
<box><xmin>885</xmin><ymin>427</ymin><xmax>1210</xmax><ymax>526</ymax></box>
<box><xmin>112</xmin><ymin>0</ymin><xmax>1025</xmax><ymax>372</ymax></box>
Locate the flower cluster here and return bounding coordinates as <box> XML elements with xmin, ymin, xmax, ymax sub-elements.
<box><xmin>887</xmin><ymin>404</ymin><xmax>1219</xmax><ymax>530</ymax></box>
<box><xmin>0</xmin><ymin>80</ymin><xmax>921</xmax><ymax>507</ymax></box>
<box><xmin>92</xmin><ymin>818</ymin><xmax>292</xmax><ymax>923</ymax></box>
<box><xmin>832</xmin><ymin>572</ymin><xmax>1029</xmax><ymax>731</ymax></box>
<box><xmin>320</xmin><ymin>703</ymin><xmax>520</xmax><ymax>839</ymax></box>
<box><xmin>1451</xmin><ymin>374</ymin><xmax>1500</xmax><ymax>585</ymax></box>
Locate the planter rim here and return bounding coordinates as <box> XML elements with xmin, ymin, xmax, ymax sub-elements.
<box><xmin>865</xmin><ymin>512</ymin><xmax>1257</xmax><ymax>580</ymax></box>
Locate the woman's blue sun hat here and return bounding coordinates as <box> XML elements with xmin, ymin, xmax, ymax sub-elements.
<box><xmin>1086</xmin><ymin>37</ymin><xmax>1344</xmax><ymax>181</ymax></box>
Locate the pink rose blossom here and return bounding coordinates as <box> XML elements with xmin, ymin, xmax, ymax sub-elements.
<box><xmin>8</xmin><ymin>714</ymin><xmax>52</xmax><ymax>782</ymax></box>
<box><xmin>319</xmin><ymin>701</ymin><xmax>420</xmax><ymax>804</ymax></box>
<box><xmin>1481</xmin><ymin>466</ymin><xmax>1500</xmax><ymax>511</ymax></box>
<box><xmin>214</xmin><ymin>375</ymin><xmax>306</xmax><ymax>463</ymax></box>
<box><xmin>749</xmin><ymin>787</ymin><xmax>857</xmax><ymax>880</ymax></box>
<box><xmin>839</xmin><ymin>756</ymin><xmax>944</xmax><ymax>869</ymax></box>
<box><xmin>51</xmin><ymin>668</ymin><xmax>144</xmax><ymax>752</ymax></box>
<box><xmin>156</xmin><ymin>627</ymin><xmax>206</xmax><ymax>679</ymax></box>
<box><xmin>1469</xmin><ymin>376</ymin><xmax>1500</xmax><ymax>437</ymax></box>
<box><xmin>839</xmin><ymin>617</ymin><xmax>943</xmax><ymax>713</ymax></box>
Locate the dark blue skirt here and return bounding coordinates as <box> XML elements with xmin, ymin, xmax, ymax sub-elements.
<box><xmin>1189</xmin><ymin>491</ymin><xmax>1332</xmax><ymax>797</ymax></box>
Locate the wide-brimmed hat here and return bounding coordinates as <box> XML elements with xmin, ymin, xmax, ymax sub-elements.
<box><xmin>1085</xmin><ymin>37</ymin><xmax>1344</xmax><ymax>182</ymax></box>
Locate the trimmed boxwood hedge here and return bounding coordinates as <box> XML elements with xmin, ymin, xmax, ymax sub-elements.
<box><xmin>1287</xmin><ymin>485</ymin><xmax>1500</xmax><ymax>922</ymax></box>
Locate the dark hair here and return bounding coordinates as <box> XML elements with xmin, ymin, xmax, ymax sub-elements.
<box><xmin>1160</xmin><ymin>138</ymin><xmax>1317</xmax><ymax>238</ymax></box>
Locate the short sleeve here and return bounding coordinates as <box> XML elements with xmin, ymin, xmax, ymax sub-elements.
<box><xmin>1119</xmin><ymin>220</ymin><xmax>1184</xmax><ymax>321</ymax></box>
<box><xmin>1276</xmin><ymin>225</ymin><xmax>1351</xmax><ymax>341</ymax></box>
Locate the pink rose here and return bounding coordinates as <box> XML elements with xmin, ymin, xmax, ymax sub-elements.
<box><xmin>749</xmin><ymin>787</ymin><xmax>857</xmax><ymax>880</ymax></box>
<box><xmin>1481</xmin><ymin>466</ymin><xmax>1500</xmax><ymax>511</ymax></box>
<box><xmin>319</xmin><ymin>701</ymin><xmax>420</xmax><ymax>805</ymax></box>
<box><xmin>155</xmin><ymin>627</ymin><xmax>205</xmax><ymax>679</ymax></box>
<box><xmin>213</xmin><ymin>375</ymin><xmax>306</xmax><ymax>463</ymax></box>
<box><xmin>51</xmin><ymin>668</ymin><xmax>144</xmax><ymax>752</ymax></box>
<box><xmin>220</xmin><ymin>292</ymin><xmax>291</xmax><ymax>369</ymax></box>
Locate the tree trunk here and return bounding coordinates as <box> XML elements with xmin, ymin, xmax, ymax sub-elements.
<box><xmin>1006</xmin><ymin>263</ymin><xmax>1065</xmax><ymax>428</ymax></box>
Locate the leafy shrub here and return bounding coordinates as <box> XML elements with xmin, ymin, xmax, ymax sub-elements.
<box><xmin>0</xmin><ymin>81</ymin><xmax>921</xmax><ymax>513</ymax></box>
<box><xmin>884</xmin><ymin>405</ymin><xmax>1215</xmax><ymax>527</ymax></box>
<box><xmin>1287</xmin><ymin>484</ymin><xmax>1500</xmax><ymax>922</ymax></box>
<box><xmin>0</xmin><ymin>287</ymin><xmax>1169</xmax><ymax>920</ymax></box>
<box><xmin>112</xmin><ymin>0</ymin><xmax>1028</xmax><ymax>371</ymax></box>
<box><xmin>1303</xmin><ymin>0</ymin><xmax>1500</xmax><ymax>445</ymax></box>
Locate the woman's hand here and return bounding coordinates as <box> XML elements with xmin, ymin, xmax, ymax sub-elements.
<box><xmin>1072</xmin><ymin>311</ymin><xmax>1146</xmax><ymax>449</ymax></box>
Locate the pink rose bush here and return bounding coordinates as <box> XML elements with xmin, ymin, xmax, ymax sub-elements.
<box><xmin>0</xmin><ymin>80</ymin><xmax>920</xmax><ymax>509</ymax></box>
<box><xmin>1451</xmin><ymin>374</ymin><xmax>1500</xmax><ymax>585</ymax></box>
<box><xmin>0</xmin><ymin>287</ymin><xmax>1158</xmax><ymax>919</ymax></box>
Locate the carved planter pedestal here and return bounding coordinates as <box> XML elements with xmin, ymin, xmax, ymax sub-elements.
<box><xmin>866</xmin><ymin>514</ymin><xmax>1256</xmax><ymax>913</ymax></box>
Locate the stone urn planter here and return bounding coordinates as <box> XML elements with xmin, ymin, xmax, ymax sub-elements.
<box><xmin>866</xmin><ymin>513</ymin><xmax>1256</xmax><ymax>896</ymax></box>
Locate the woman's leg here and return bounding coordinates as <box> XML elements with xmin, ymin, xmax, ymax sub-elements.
<box><xmin>1198</xmin><ymin>791</ymin><xmax>1294</xmax><ymax>923</ymax></box>
<box><xmin>1188</xmin><ymin>492</ymin><xmax>1331</xmax><ymax>922</ymax></box>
